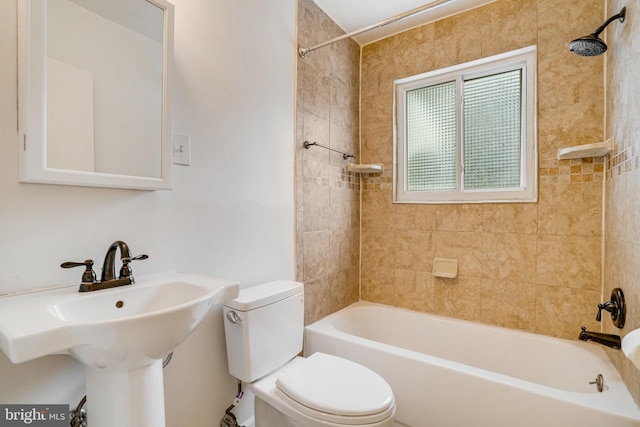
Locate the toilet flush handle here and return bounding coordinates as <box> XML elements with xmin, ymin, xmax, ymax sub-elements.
<box><xmin>226</xmin><ymin>311</ymin><xmax>242</xmax><ymax>324</ymax></box>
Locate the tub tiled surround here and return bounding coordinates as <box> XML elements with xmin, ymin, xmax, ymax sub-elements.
<box><xmin>298</xmin><ymin>0</ymin><xmax>640</xmax><ymax>405</ymax></box>
<box><xmin>604</xmin><ymin>0</ymin><xmax>640</xmax><ymax>404</ymax></box>
<box><xmin>296</xmin><ymin>0</ymin><xmax>361</xmax><ymax>324</ymax></box>
<box><xmin>360</xmin><ymin>0</ymin><xmax>605</xmax><ymax>339</ymax></box>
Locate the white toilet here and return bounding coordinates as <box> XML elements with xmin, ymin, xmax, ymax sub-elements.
<box><xmin>223</xmin><ymin>280</ymin><xmax>395</xmax><ymax>427</ymax></box>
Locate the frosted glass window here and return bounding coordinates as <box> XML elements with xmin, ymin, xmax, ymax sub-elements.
<box><xmin>394</xmin><ymin>46</ymin><xmax>537</xmax><ymax>203</ymax></box>
<box><xmin>406</xmin><ymin>81</ymin><xmax>457</xmax><ymax>191</ymax></box>
<box><xmin>463</xmin><ymin>70</ymin><xmax>522</xmax><ymax>190</ymax></box>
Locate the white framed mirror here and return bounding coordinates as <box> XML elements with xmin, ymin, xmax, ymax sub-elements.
<box><xmin>18</xmin><ymin>0</ymin><xmax>174</xmax><ymax>190</ymax></box>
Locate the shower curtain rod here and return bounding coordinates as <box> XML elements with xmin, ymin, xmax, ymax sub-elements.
<box><xmin>298</xmin><ymin>0</ymin><xmax>454</xmax><ymax>58</ymax></box>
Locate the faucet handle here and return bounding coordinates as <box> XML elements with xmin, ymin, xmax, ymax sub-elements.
<box><xmin>596</xmin><ymin>302</ymin><xmax>612</xmax><ymax>322</ymax></box>
<box><xmin>119</xmin><ymin>254</ymin><xmax>149</xmax><ymax>282</ymax></box>
<box><xmin>61</xmin><ymin>259</ymin><xmax>97</xmax><ymax>285</ymax></box>
<box><xmin>595</xmin><ymin>288</ymin><xmax>626</xmax><ymax>328</ymax></box>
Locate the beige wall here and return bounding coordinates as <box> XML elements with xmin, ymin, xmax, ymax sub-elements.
<box><xmin>604</xmin><ymin>0</ymin><xmax>640</xmax><ymax>404</ymax></box>
<box><xmin>360</xmin><ymin>0</ymin><xmax>605</xmax><ymax>339</ymax></box>
<box><xmin>296</xmin><ymin>0</ymin><xmax>361</xmax><ymax>324</ymax></box>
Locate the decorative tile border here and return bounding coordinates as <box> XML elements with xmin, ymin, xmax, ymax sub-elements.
<box><xmin>362</xmin><ymin>171</ymin><xmax>393</xmax><ymax>191</ymax></box>
<box><xmin>363</xmin><ymin>158</ymin><xmax>607</xmax><ymax>189</ymax></box>
<box><xmin>607</xmin><ymin>143</ymin><xmax>639</xmax><ymax>180</ymax></box>
<box><xmin>335</xmin><ymin>165</ymin><xmax>360</xmax><ymax>190</ymax></box>
<box><xmin>540</xmin><ymin>157</ymin><xmax>605</xmax><ymax>184</ymax></box>
<box><xmin>302</xmin><ymin>160</ymin><xmax>360</xmax><ymax>190</ymax></box>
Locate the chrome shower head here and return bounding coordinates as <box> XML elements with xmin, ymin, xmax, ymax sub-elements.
<box><xmin>569</xmin><ymin>7</ymin><xmax>626</xmax><ymax>57</ymax></box>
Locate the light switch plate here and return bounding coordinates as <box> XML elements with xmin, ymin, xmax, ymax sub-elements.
<box><xmin>173</xmin><ymin>133</ymin><xmax>191</xmax><ymax>166</ymax></box>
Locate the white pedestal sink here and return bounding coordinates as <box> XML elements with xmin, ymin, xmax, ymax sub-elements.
<box><xmin>0</xmin><ymin>272</ymin><xmax>239</xmax><ymax>427</ymax></box>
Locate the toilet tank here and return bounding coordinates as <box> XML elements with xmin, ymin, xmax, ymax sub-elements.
<box><xmin>223</xmin><ymin>280</ymin><xmax>304</xmax><ymax>382</ymax></box>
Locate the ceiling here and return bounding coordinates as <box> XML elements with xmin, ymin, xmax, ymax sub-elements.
<box><xmin>311</xmin><ymin>0</ymin><xmax>496</xmax><ymax>45</ymax></box>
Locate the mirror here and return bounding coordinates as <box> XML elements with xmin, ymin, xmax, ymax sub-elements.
<box><xmin>18</xmin><ymin>0</ymin><xmax>174</xmax><ymax>190</ymax></box>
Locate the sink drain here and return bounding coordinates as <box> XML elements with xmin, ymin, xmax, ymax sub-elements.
<box><xmin>115</xmin><ymin>300</ymin><xmax>124</xmax><ymax>308</ymax></box>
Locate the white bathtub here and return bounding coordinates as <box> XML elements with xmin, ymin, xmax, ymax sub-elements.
<box><xmin>304</xmin><ymin>302</ymin><xmax>640</xmax><ymax>427</ymax></box>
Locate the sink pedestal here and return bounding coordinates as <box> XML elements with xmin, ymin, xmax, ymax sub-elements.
<box><xmin>85</xmin><ymin>359</ymin><xmax>165</xmax><ymax>427</ymax></box>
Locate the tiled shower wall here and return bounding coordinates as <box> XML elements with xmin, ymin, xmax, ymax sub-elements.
<box><xmin>296</xmin><ymin>0</ymin><xmax>360</xmax><ymax>324</ymax></box>
<box><xmin>359</xmin><ymin>0</ymin><xmax>605</xmax><ymax>339</ymax></box>
<box><xmin>604</xmin><ymin>0</ymin><xmax>640</xmax><ymax>404</ymax></box>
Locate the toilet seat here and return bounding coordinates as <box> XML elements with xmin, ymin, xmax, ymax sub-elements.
<box><xmin>274</xmin><ymin>353</ymin><xmax>395</xmax><ymax>425</ymax></box>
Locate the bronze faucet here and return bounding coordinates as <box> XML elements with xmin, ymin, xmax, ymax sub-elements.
<box><xmin>578</xmin><ymin>326</ymin><xmax>621</xmax><ymax>350</ymax></box>
<box><xmin>61</xmin><ymin>240</ymin><xmax>148</xmax><ymax>292</ymax></box>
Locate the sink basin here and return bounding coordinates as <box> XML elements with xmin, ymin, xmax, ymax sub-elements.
<box><xmin>0</xmin><ymin>271</ymin><xmax>239</xmax><ymax>427</ymax></box>
<box><xmin>0</xmin><ymin>272</ymin><xmax>239</xmax><ymax>369</ymax></box>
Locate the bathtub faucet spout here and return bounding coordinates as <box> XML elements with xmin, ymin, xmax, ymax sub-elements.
<box><xmin>579</xmin><ymin>326</ymin><xmax>621</xmax><ymax>349</ymax></box>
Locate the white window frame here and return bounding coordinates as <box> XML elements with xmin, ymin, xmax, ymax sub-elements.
<box><xmin>393</xmin><ymin>46</ymin><xmax>537</xmax><ymax>204</ymax></box>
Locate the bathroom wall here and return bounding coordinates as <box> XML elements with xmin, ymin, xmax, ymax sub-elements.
<box><xmin>604</xmin><ymin>0</ymin><xmax>640</xmax><ymax>404</ymax></box>
<box><xmin>296</xmin><ymin>0</ymin><xmax>361</xmax><ymax>324</ymax></box>
<box><xmin>360</xmin><ymin>0</ymin><xmax>605</xmax><ymax>339</ymax></box>
<box><xmin>0</xmin><ymin>0</ymin><xmax>296</xmax><ymax>425</ymax></box>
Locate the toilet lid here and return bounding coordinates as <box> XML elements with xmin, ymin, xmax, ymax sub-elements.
<box><xmin>275</xmin><ymin>353</ymin><xmax>394</xmax><ymax>424</ymax></box>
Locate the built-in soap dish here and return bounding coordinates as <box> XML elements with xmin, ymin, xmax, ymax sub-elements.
<box><xmin>432</xmin><ymin>258</ymin><xmax>458</xmax><ymax>279</ymax></box>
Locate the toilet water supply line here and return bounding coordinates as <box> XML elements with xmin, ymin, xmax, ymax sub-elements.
<box><xmin>220</xmin><ymin>381</ymin><xmax>246</xmax><ymax>427</ymax></box>
<box><xmin>68</xmin><ymin>352</ymin><xmax>174</xmax><ymax>427</ymax></box>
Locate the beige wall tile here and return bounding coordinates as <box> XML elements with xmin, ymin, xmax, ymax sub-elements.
<box><xmin>362</xmin><ymin>228</ymin><xmax>396</xmax><ymax>270</ymax></box>
<box><xmin>481</xmin><ymin>233</ymin><xmax>537</xmax><ymax>282</ymax></box>
<box><xmin>330</xmin><ymin>77</ymin><xmax>359</xmax><ymax>130</ymax></box>
<box><xmin>605</xmin><ymin>174</ymin><xmax>628</xmax><ymax>243</ymax></box>
<box><xmin>624</xmin><ymin>169</ymin><xmax>640</xmax><ymax>244</ymax></box>
<box><xmin>361</xmin><ymin>267</ymin><xmax>395</xmax><ymax>305</ymax></box>
<box><xmin>330</xmin><ymin>122</ymin><xmax>359</xmax><ymax>162</ymax></box>
<box><xmin>537</xmin><ymin>182</ymin><xmax>602</xmax><ymax>236</ymax></box>
<box><xmin>535</xmin><ymin>284</ymin><xmax>600</xmax><ymax>339</ymax></box>
<box><xmin>432</xmin><ymin>10</ymin><xmax>484</xmax><ymax>69</ymax></box>
<box><xmin>482</xmin><ymin>204</ymin><xmax>538</xmax><ymax>234</ymax></box>
<box><xmin>302</xmin><ymin>111</ymin><xmax>330</xmax><ymax>163</ymax></box>
<box><xmin>360</xmin><ymin>128</ymin><xmax>394</xmax><ymax>166</ymax></box>
<box><xmin>394</xmin><ymin>229</ymin><xmax>435</xmax><ymax>271</ymax></box>
<box><xmin>435</xmin><ymin>205</ymin><xmax>483</xmax><ymax>232</ymax></box>
<box><xmin>361</xmin><ymin>52</ymin><xmax>398</xmax><ymax>99</ymax></box>
<box><xmin>536</xmin><ymin>235</ymin><xmax>601</xmax><ymax>291</ymax></box>
<box><xmin>481</xmin><ymin>279</ymin><xmax>536</xmax><ymax>331</ymax></box>
<box><xmin>330</xmin><ymin>186</ymin><xmax>359</xmax><ymax>230</ymax></box>
<box><xmin>303</xmin><ymin>183</ymin><xmax>330</xmax><ymax>232</ymax></box>
<box><xmin>296</xmin><ymin>0</ymin><xmax>360</xmax><ymax>325</ymax></box>
<box><xmin>393</xmin><ymin>24</ymin><xmax>436</xmax><ymax>78</ymax></box>
<box><xmin>362</xmin><ymin>189</ymin><xmax>395</xmax><ymax>230</ymax></box>
<box><xmin>330</xmin><ymin>228</ymin><xmax>359</xmax><ymax>272</ymax></box>
<box><xmin>302</xmin><ymin>230</ymin><xmax>331</xmax><ymax>280</ymax></box>
<box><xmin>303</xmin><ymin>276</ymin><xmax>328</xmax><ymax>325</ymax></box>
<box><xmin>299</xmin><ymin>63</ymin><xmax>332</xmax><ymax>121</ymax></box>
<box><xmin>394</xmin><ymin>204</ymin><xmax>437</xmax><ymax>231</ymax></box>
<box><xmin>480</xmin><ymin>0</ymin><xmax>538</xmax><ymax>57</ymax></box>
<box><xmin>393</xmin><ymin>269</ymin><xmax>435</xmax><ymax>312</ymax></box>
<box><xmin>538</xmin><ymin>101</ymin><xmax>604</xmax><ymax>160</ymax></box>
<box><xmin>433</xmin><ymin>277</ymin><xmax>483</xmax><ymax>322</ymax></box>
